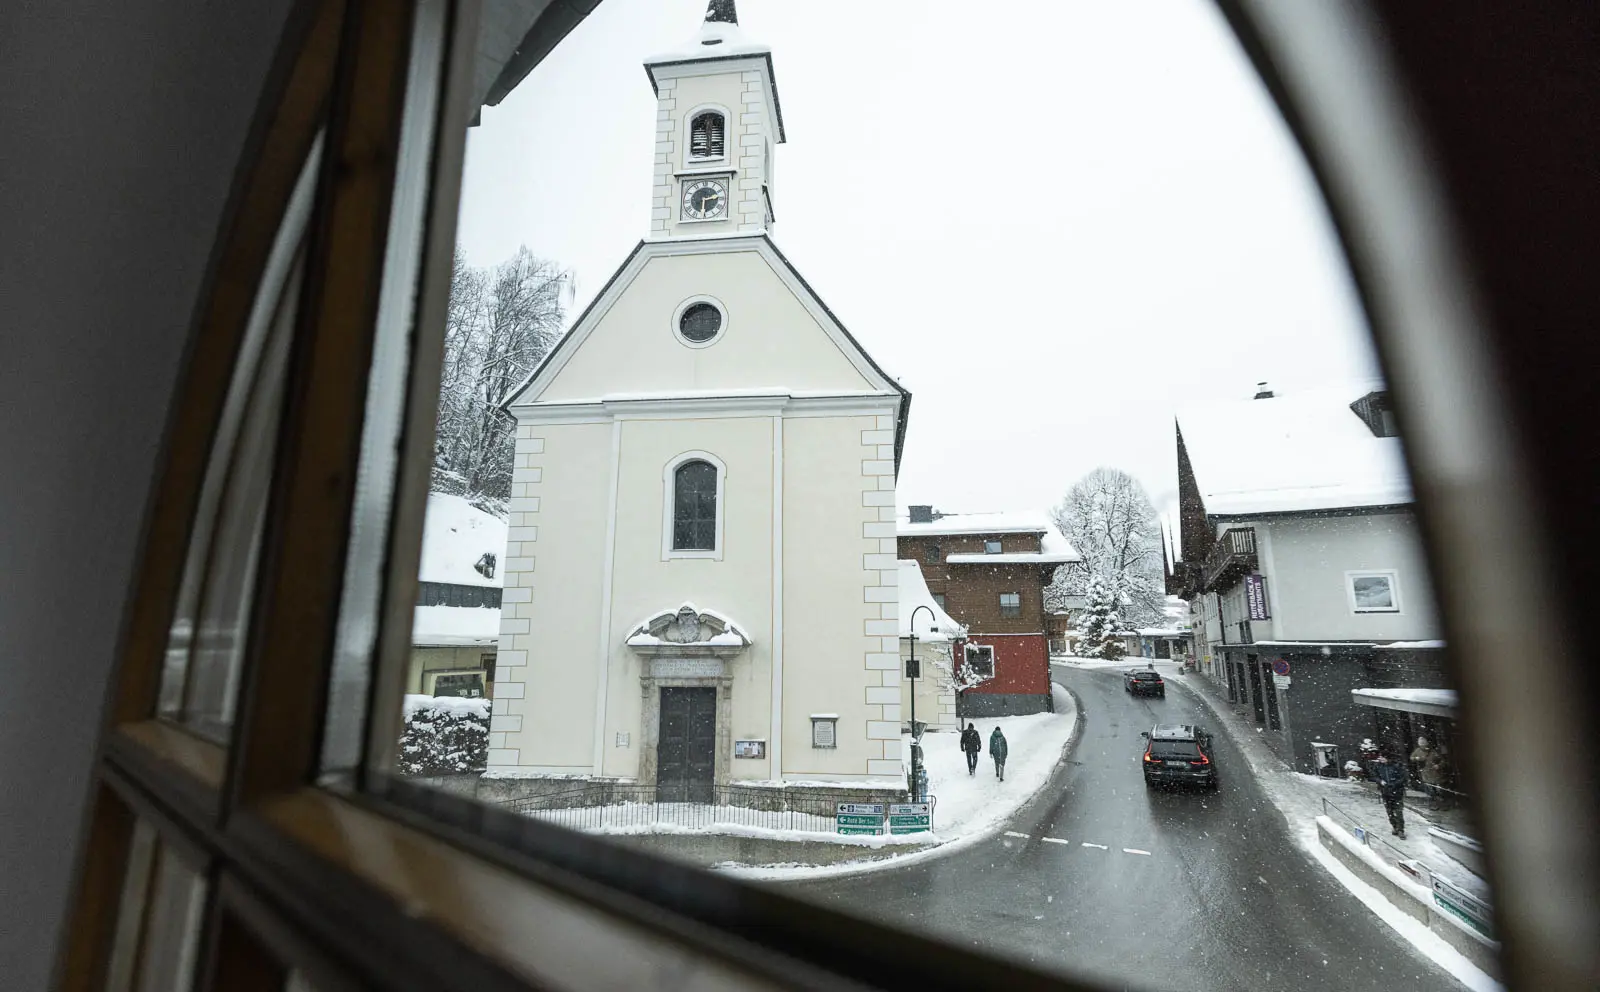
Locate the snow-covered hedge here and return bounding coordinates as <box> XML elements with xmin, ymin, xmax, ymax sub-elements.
<box><xmin>399</xmin><ymin>694</ymin><xmax>491</xmax><ymax>775</ymax></box>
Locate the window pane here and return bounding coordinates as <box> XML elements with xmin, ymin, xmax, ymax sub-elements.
<box><xmin>672</xmin><ymin>461</ymin><xmax>716</xmax><ymax>550</ymax></box>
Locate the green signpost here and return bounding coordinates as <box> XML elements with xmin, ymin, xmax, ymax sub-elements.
<box><xmin>835</xmin><ymin>802</ymin><xmax>885</xmax><ymax>835</ymax></box>
<box><xmin>887</xmin><ymin>801</ymin><xmax>933</xmax><ymax>834</ymax></box>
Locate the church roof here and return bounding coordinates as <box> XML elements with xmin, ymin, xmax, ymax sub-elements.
<box><xmin>502</xmin><ymin>235</ymin><xmax>911</xmax><ymax>472</ymax></box>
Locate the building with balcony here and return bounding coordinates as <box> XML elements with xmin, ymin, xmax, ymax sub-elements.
<box><xmin>1170</xmin><ymin>383</ymin><xmax>1449</xmax><ymax>774</ymax></box>
<box><xmin>897</xmin><ymin>507</ymin><xmax>1079</xmax><ymax>716</ymax></box>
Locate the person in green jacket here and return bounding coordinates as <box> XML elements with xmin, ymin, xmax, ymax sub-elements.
<box><xmin>989</xmin><ymin>726</ymin><xmax>1009</xmax><ymax>781</ymax></box>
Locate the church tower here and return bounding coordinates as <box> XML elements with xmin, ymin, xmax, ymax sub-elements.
<box><xmin>644</xmin><ymin>0</ymin><xmax>784</xmax><ymax>238</ymax></box>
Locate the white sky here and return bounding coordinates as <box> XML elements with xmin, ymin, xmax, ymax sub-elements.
<box><xmin>453</xmin><ymin>0</ymin><xmax>1380</xmax><ymax>518</ymax></box>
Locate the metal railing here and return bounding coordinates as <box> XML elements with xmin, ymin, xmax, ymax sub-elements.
<box><xmin>502</xmin><ymin>784</ymin><xmax>898</xmax><ymax>835</ymax></box>
<box><xmin>1201</xmin><ymin>527</ymin><xmax>1257</xmax><ymax>591</ymax></box>
<box><xmin>1321</xmin><ymin>796</ymin><xmax>1432</xmax><ymax>882</ymax></box>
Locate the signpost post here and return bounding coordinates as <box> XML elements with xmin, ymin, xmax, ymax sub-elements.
<box><xmin>835</xmin><ymin>802</ymin><xmax>886</xmax><ymax>835</ymax></box>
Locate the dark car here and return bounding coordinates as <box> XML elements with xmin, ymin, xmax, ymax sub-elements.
<box><xmin>1142</xmin><ymin>724</ymin><xmax>1218</xmax><ymax>789</ymax></box>
<box><xmin>1123</xmin><ymin>668</ymin><xmax>1165</xmax><ymax>697</ymax></box>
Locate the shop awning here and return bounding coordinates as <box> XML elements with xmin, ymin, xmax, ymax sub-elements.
<box><xmin>1351</xmin><ymin>686</ymin><xmax>1458</xmax><ymax>718</ymax></box>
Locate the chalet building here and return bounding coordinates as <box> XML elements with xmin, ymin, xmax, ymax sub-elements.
<box><xmin>1169</xmin><ymin>383</ymin><xmax>1456</xmax><ymax>779</ymax></box>
<box><xmin>489</xmin><ymin>5</ymin><xmax>911</xmax><ymax>793</ymax></box>
<box><xmin>410</xmin><ymin>493</ymin><xmax>506</xmax><ymax>699</ymax></box>
<box><xmin>897</xmin><ymin>507</ymin><xmax>1079</xmax><ymax>716</ymax></box>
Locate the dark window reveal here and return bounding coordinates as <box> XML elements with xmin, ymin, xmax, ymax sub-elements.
<box><xmin>417</xmin><ymin>582</ymin><xmax>501</xmax><ymax>608</ymax></box>
<box><xmin>679</xmin><ymin>302</ymin><xmax>722</xmax><ymax>342</ymax></box>
<box><xmin>984</xmin><ymin>539</ymin><xmax>1003</xmax><ymax>554</ymax></box>
<box><xmin>690</xmin><ymin>111</ymin><xmax>725</xmax><ymax>158</ymax></box>
<box><xmin>925</xmin><ymin>543</ymin><xmax>941</xmax><ymax>564</ymax></box>
<box><xmin>673</xmin><ymin>460</ymin><xmax>718</xmax><ymax>550</ymax></box>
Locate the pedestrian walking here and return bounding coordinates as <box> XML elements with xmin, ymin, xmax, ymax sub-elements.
<box><xmin>1371</xmin><ymin>752</ymin><xmax>1409</xmax><ymax>838</ymax></box>
<box><xmin>959</xmin><ymin>722</ymin><xmax>982</xmax><ymax>776</ymax></box>
<box><xmin>989</xmin><ymin>726</ymin><xmax>1009</xmax><ymax>781</ymax></box>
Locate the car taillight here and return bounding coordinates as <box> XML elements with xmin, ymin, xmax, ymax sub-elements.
<box><xmin>1190</xmin><ymin>754</ymin><xmax>1210</xmax><ymax>765</ymax></box>
<box><xmin>1143</xmin><ymin>749</ymin><xmax>1157</xmax><ymax>763</ymax></box>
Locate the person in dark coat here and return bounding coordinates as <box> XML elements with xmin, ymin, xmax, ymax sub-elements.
<box><xmin>989</xmin><ymin>726</ymin><xmax>1009</xmax><ymax>781</ymax></box>
<box><xmin>1371</xmin><ymin>753</ymin><xmax>1409</xmax><ymax>838</ymax></box>
<box><xmin>959</xmin><ymin>722</ymin><xmax>982</xmax><ymax>775</ymax></box>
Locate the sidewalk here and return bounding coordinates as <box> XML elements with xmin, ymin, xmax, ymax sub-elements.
<box><xmin>1164</xmin><ymin>661</ymin><xmax>1488</xmax><ymax>901</ymax></box>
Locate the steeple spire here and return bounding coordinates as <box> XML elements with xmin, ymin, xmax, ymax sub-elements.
<box><xmin>704</xmin><ymin>0</ymin><xmax>737</xmax><ymax>25</ymax></box>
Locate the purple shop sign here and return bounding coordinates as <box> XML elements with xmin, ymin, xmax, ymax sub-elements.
<box><xmin>1245</xmin><ymin>573</ymin><xmax>1271</xmax><ymax>621</ymax></box>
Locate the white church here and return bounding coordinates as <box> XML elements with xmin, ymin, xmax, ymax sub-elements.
<box><xmin>486</xmin><ymin>1</ymin><xmax>912</xmax><ymax>796</ymax></box>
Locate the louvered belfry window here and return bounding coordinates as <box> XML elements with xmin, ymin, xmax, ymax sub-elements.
<box><xmin>673</xmin><ymin>460</ymin><xmax>718</xmax><ymax>550</ymax></box>
<box><xmin>690</xmin><ymin>112</ymin><xmax>725</xmax><ymax>158</ymax></box>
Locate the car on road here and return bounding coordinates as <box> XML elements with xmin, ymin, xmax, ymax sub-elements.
<box><xmin>1141</xmin><ymin>724</ymin><xmax>1218</xmax><ymax>789</ymax></box>
<box><xmin>1123</xmin><ymin>668</ymin><xmax>1166</xmax><ymax>697</ymax></box>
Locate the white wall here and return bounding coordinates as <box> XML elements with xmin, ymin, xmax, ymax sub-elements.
<box><xmin>649</xmin><ymin>64</ymin><xmax>775</xmax><ymax>238</ymax></box>
<box><xmin>537</xmin><ymin>250</ymin><xmax>877</xmax><ymax>402</ymax></box>
<box><xmin>1252</xmin><ymin>511</ymin><xmax>1441</xmax><ymax>641</ymax></box>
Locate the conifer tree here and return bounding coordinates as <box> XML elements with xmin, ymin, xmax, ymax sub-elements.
<box><xmin>1078</xmin><ymin>572</ymin><xmax>1125</xmax><ymax>659</ymax></box>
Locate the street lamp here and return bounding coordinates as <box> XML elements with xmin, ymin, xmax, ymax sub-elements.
<box><xmin>907</xmin><ymin>604</ymin><xmax>936</xmax><ymax>802</ymax></box>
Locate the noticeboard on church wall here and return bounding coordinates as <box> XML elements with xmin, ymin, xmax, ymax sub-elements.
<box><xmin>734</xmin><ymin>739</ymin><xmax>766</xmax><ymax>759</ymax></box>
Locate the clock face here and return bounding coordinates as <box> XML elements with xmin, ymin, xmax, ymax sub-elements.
<box><xmin>682</xmin><ymin>178</ymin><xmax>728</xmax><ymax>220</ymax></box>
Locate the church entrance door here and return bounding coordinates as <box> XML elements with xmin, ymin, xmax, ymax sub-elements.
<box><xmin>657</xmin><ymin>687</ymin><xmax>716</xmax><ymax>803</ymax></box>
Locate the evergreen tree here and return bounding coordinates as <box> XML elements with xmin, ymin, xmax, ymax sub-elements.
<box><xmin>1077</xmin><ymin>572</ymin><xmax>1125</xmax><ymax>659</ymax></box>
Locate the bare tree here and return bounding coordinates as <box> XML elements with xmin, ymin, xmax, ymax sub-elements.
<box><xmin>1047</xmin><ymin>467</ymin><xmax>1166</xmax><ymax>628</ymax></box>
<box><xmin>433</xmin><ymin>247</ymin><xmax>569</xmax><ymax>510</ymax></box>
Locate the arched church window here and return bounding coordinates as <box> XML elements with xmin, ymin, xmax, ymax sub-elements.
<box><xmin>672</xmin><ymin>460</ymin><xmax>718</xmax><ymax>551</ymax></box>
<box><xmin>689</xmin><ymin>111</ymin><xmax>725</xmax><ymax>159</ymax></box>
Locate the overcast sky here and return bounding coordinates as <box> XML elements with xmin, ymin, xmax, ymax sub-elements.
<box><xmin>453</xmin><ymin>0</ymin><xmax>1380</xmax><ymax>518</ymax></box>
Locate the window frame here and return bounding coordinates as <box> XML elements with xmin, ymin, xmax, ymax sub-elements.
<box><xmin>964</xmin><ymin>644</ymin><xmax>995</xmax><ymax>678</ymax></box>
<box><xmin>671</xmin><ymin>294</ymin><xmax>727</xmax><ymax>348</ymax></box>
<box><xmin>984</xmin><ymin>539</ymin><xmax>1003</xmax><ymax>554</ymax></box>
<box><xmin>684</xmin><ymin>104</ymin><xmax>729</xmax><ymax>165</ymax></box>
<box><xmin>1346</xmin><ymin>569</ymin><xmax>1403</xmax><ymax>613</ymax></box>
<box><xmin>999</xmin><ymin>591</ymin><xmax>1022</xmax><ymax>618</ymax></box>
<box><xmin>661</xmin><ymin>450</ymin><xmax>726</xmax><ymax>560</ymax></box>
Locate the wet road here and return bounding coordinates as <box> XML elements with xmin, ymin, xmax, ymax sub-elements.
<box><xmin>789</xmin><ymin>663</ymin><xmax>1461</xmax><ymax>991</ymax></box>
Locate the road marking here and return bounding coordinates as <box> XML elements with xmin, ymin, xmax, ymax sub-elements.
<box><xmin>1042</xmin><ymin>837</ymin><xmax>1071</xmax><ymax>845</ymax></box>
<box><xmin>1081</xmin><ymin>842</ymin><xmax>1109</xmax><ymax>850</ymax></box>
<box><xmin>1004</xmin><ymin>831</ymin><xmax>1030</xmax><ymax>839</ymax></box>
<box><xmin>1123</xmin><ymin>848</ymin><xmax>1152</xmax><ymax>856</ymax></box>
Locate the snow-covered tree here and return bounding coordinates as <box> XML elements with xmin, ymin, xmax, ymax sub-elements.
<box><xmin>1048</xmin><ymin>467</ymin><xmax>1166</xmax><ymax>628</ymax></box>
<box><xmin>398</xmin><ymin>695</ymin><xmax>490</xmax><ymax>775</ymax></box>
<box><xmin>1077</xmin><ymin>573</ymin><xmax>1125</xmax><ymax>659</ymax></box>
<box><xmin>433</xmin><ymin>247</ymin><xmax>569</xmax><ymax>510</ymax></box>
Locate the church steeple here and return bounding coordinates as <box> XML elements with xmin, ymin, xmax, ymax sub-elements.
<box><xmin>644</xmin><ymin>4</ymin><xmax>785</xmax><ymax>239</ymax></box>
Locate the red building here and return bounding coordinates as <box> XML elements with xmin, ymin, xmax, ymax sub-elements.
<box><xmin>897</xmin><ymin>507</ymin><xmax>1080</xmax><ymax>716</ymax></box>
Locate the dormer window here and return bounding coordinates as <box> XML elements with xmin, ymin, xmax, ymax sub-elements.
<box><xmin>690</xmin><ymin>112</ymin><xmax>725</xmax><ymax>159</ymax></box>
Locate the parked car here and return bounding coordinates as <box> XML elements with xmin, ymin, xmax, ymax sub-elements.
<box><xmin>1123</xmin><ymin>669</ymin><xmax>1166</xmax><ymax>697</ymax></box>
<box><xmin>1141</xmin><ymin>725</ymin><xmax>1218</xmax><ymax>789</ymax></box>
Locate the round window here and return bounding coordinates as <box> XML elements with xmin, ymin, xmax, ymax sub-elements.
<box><xmin>678</xmin><ymin>302</ymin><xmax>723</xmax><ymax>343</ymax></box>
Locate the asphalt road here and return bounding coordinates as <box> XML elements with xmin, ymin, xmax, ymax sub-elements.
<box><xmin>789</xmin><ymin>663</ymin><xmax>1462</xmax><ymax>992</ymax></box>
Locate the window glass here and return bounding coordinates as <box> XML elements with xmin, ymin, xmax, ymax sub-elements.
<box><xmin>999</xmin><ymin>591</ymin><xmax>1021</xmax><ymax>617</ymax></box>
<box><xmin>984</xmin><ymin>539</ymin><xmax>1003</xmax><ymax>554</ymax></box>
<box><xmin>672</xmin><ymin>460</ymin><xmax>717</xmax><ymax>550</ymax></box>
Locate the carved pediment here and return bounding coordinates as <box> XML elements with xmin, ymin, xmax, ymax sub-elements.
<box><xmin>625</xmin><ymin>603</ymin><xmax>751</xmax><ymax>657</ymax></box>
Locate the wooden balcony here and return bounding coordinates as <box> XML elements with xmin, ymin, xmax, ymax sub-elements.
<box><xmin>1201</xmin><ymin>527</ymin><xmax>1258</xmax><ymax>592</ymax></box>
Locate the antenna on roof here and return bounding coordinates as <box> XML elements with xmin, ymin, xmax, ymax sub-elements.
<box><xmin>705</xmin><ymin>0</ymin><xmax>737</xmax><ymax>24</ymax></box>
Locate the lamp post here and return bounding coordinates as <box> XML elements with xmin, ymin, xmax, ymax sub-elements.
<box><xmin>907</xmin><ymin>604</ymin><xmax>936</xmax><ymax>802</ymax></box>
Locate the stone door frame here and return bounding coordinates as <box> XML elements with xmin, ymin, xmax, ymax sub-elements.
<box><xmin>638</xmin><ymin>659</ymin><xmax>733</xmax><ymax>794</ymax></box>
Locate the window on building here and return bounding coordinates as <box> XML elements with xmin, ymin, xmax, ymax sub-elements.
<box><xmin>672</xmin><ymin>459</ymin><xmax>717</xmax><ymax>550</ymax></box>
<box><xmin>964</xmin><ymin>644</ymin><xmax>995</xmax><ymax>678</ymax></box>
<box><xmin>689</xmin><ymin>111</ymin><xmax>724</xmax><ymax>159</ymax></box>
<box><xmin>925</xmin><ymin>543</ymin><xmax>941</xmax><ymax>563</ymax></box>
<box><xmin>985</xmin><ymin>539</ymin><xmax>1003</xmax><ymax>554</ymax></box>
<box><xmin>999</xmin><ymin>591</ymin><xmax>1021</xmax><ymax>617</ymax></box>
<box><xmin>1347</xmin><ymin>570</ymin><xmax>1402</xmax><ymax>613</ymax></box>
<box><xmin>932</xmin><ymin>593</ymin><xmax>947</xmax><ymax>611</ymax></box>
<box><xmin>481</xmin><ymin>653</ymin><xmax>496</xmax><ymax>683</ymax></box>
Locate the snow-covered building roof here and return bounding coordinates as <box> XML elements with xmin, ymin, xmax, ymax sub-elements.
<box><xmin>1177</xmin><ymin>384</ymin><xmax>1412</xmax><ymax>517</ymax></box>
<box><xmin>1351</xmin><ymin>686</ymin><xmax>1458</xmax><ymax>718</ymax></box>
<box><xmin>412</xmin><ymin>605</ymin><xmax>500</xmax><ymax>648</ymax></box>
<box><xmin>418</xmin><ymin>493</ymin><xmax>508</xmax><ymax>588</ymax></box>
<box><xmin>897</xmin><ymin>560</ymin><xmax>966</xmax><ymax>641</ymax></box>
<box><xmin>898</xmin><ymin>510</ymin><xmax>1050</xmax><ymax>537</ymax></box>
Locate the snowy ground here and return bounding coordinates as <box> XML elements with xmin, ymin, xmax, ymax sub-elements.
<box><xmin>1154</xmin><ymin>660</ymin><xmax>1502</xmax><ymax>991</ymax></box>
<box><xmin>723</xmin><ymin>683</ymin><xmax>1080</xmax><ymax>880</ymax></box>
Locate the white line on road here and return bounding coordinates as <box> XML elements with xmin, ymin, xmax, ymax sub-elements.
<box><xmin>1042</xmin><ymin>837</ymin><xmax>1071</xmax><ymax>845</ymax></box>
<box><xmin>1081</xmin><ymin>842</ymin><xmax>1109</xmax><ymax>850</ymax></box>
<box><xmin>1123</xmin><ymin>848</ymin><xmax>1152</xmax><ymax>856</ymax></box>
<box><xmin>1004</xmin><ymin>831</ymin><xmax>1030</xmax><ymax>839</ymax></box>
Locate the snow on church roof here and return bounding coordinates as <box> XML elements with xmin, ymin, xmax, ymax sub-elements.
<box><xmin>898</xmin><ymin>560</ymin><xmax>966</xmax><ymax>641</ymax></box>
<box><xmin>418</xmin><ymin>493</ymin><xmax>508</xmax><ymax>588</ymax></box>
<box><xmin>1178</xmin><ymin>384</ymin><xmax>1413</xmax><ymax>517</ymax></box>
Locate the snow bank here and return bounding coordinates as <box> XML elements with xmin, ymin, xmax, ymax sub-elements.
<box><xmin>418</xmin><ymin>493</ymin><xmax>507</xmax><ymax>587</ymax></box>
<box><xmin>401</xmin><ymin>693</ymin><xmax>491</xmax><ymax>720</ymax></box>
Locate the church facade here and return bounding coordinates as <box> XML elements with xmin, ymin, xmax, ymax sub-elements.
<box><xmin>487</xmin><ymin>3</ymin><xmax>911</xmax><ymax>791</ymax></box>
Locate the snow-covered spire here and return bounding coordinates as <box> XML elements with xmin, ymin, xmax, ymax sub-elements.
<box><xmin>704</xmin><ymin>0</ymin><xmax>737</xmax><ymax>25</ymax></box>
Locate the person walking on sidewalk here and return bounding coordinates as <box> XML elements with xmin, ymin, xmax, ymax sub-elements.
<box><xmin>989</xmin><ymin>726</ymin><xmax>1009</xmax><ymax>782</ymax></box>
<box><xmin>1371</xmin><ymin>753</ymin><xmax>1409</xmax><ymax>838</ymax></box>
<box><xmin>960</xmin><ymin>722</ymin><xmax>982</xmax><ymax>776</ymax></box>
